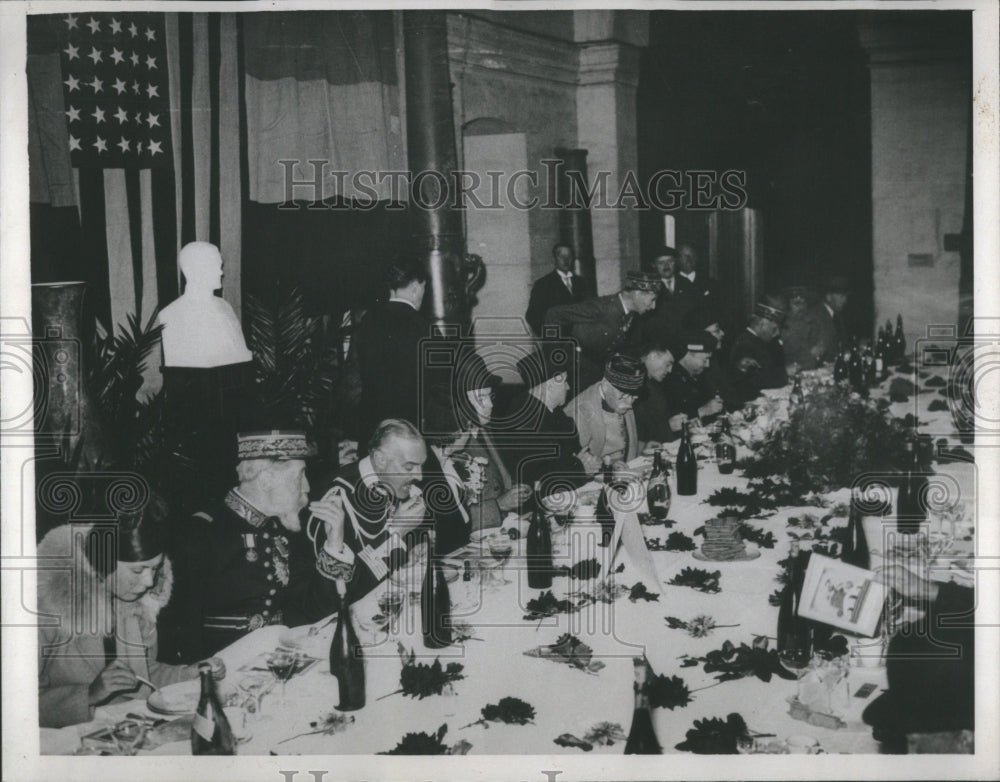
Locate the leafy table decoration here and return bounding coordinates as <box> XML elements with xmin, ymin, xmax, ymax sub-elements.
<box><xmin>927</xmin><ymin>399</ymin><xmax>950</xmax><ymax>412</ymax></box>
<box><xmin>557</xmin><ymin>557</ymin><xmax>601</xmax><ymax>580</ymax></box>
<box><xmin>665</xmin><ymin>614</ymin><xmax>739</xmax><ymax>638</ymax></box>
<box><xmin>667</xmin><ymin>567</ymin><xmax>721</xmax><ymax>594</ymax></box>
<box><xmin>380</xmin><ymin>724</ymin><xmax>470</xmax><ymax>755</ymax></box>
<box><xmin>924</xmin><ymin>375</ymin><xmax>947</xmax><ymax>388</ymax></box>
<box><xmin>276</xmin><ymin>712</ymin><xmax>355</xmax><ymax>745</ymax></box>
<box><xmin>554</xmin><ymin>733</ymin><xmax>594</xmax><ymax>751</ymax></box>
<box><xmin>638</xmin><ymin>513</ymin><xmax>676</xmax><ymax>528</ymax></box>
<box><xmin>522</xmin><ymin>590</ymin><xmax>578</xmax><ymax>621</ymax></box>
<box><xmin>675</xmin><ymin>713</ymin><xmax>753</xmax><ymax>754</ymax></box>
<box><xmin>450</xmin><ymin>621</ymin><xmax>483</xmax><ymax>643</ymax></box>
<box><xmin>737</xmin><ymin>522</ymin><xmax>777</xmax><ymax>549</ymax></box>
<box><xmin>461</xmin><ymin>697</ymin><xmax>536</xmax><ymax>729</ymax></box>
<box><xmin>583</xmin><ymin>722</ymin><xmax>626</xmax><ymax>747</ymax></box>
<box><xmin>378</xmin><ymin>644</ymin><xmax>465</xmax><ymax>700</ymax></box>
<box><xmin>679</xmin><ymin>637</ymin><xmax>797</xmax><ymax>684</ymax></box>
<box><xmin>647</xmin><ymin>531</ymin><xmax>696</xmax><ymax>552</ymax></box>
<box><xmin>628</xmin><ymin>582</ymin><xmax>660</xmax><ymax>602</ymax></box>
<box><xmin>524</xmin><ymin>633</ymin><xmax>606</xmax><ymax>674</ymax></box>
<box><xmin>648</xmin><ymin>672</ymin><xmax>693</xmax><ymax>710</ymax></box>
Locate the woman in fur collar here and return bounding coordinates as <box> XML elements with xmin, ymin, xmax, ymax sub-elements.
<box><xmin>37</xmin><ymin>493</ymin><xmax>198</xmax><ymax>728</ymax></box>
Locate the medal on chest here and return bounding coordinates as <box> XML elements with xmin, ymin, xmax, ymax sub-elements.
<box><xmin>273</xmin><ymin>534</ymin><xmax>290</xmax><ymax>586</ymax></box>
<box><xmin>242</xmin><ymin>533</ymin><xmax>259</xmax><ymax>562</ymax></box>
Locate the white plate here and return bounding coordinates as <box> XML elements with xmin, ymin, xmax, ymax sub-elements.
<box><xmin>146</xmin><ymin>680</ymin><xmax>200</xmax><ymax>716</ymax></box>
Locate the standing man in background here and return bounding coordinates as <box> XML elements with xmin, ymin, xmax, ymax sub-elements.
<box><xmin>525</xmin><ymin>243</ymin><xmax>594</xmax><ymax>336</ymax></box>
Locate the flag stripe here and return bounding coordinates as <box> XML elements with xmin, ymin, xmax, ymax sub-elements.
<box><xmin>236</xmin><ymin>14</ymin><xmax>250</xmax><ymax>314</ymax></box>
<box><xmin>139</xmin><ymin>169</ymin><xmax>158</xmax><ymax>324</ymax></box>
<box><xmin>208</xmin><ymin>13</ymin><xmax>221</xmax><ymax>249</ymax></box>
<box><xmin>124</xmin><ymin>167</ymin><xmax>143</xmax><ymax>319</ymax></box>
<box><xmin>218</xmin><ymin>13</ymin><xmax>242</xmax><ymax>317</ymax></box>
<box><xmin>191</xmin><ymin>15</ymin><xmax>210</xmax><ymax>242</ymax></box>
<box><xmin>151</xmin><ymin>166</ymin><xmax>178</xmax><ymax>307</ymax></box>
<box><xmin>78</xmin><ymin>168</ymin><xmax>112</xmax><ymax>330</ymax></box>
<box><xmin>178</xmin><ymin>13</ymin><xmax>195</xmax><ymax>247</ymax></box>
<box><xmin>165</xmin><ymin>11</ymin><xmax>182</xmax><ymax>282</ymax></box>
<box><xmin>104</xmin><ymin>169</ymin><xmax>135</xmax><ymax>332</ymax></box>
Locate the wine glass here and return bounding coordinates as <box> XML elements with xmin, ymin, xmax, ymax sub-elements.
<box><xmin>487</xmin><ymin>534</ymin><xmax>513</xmax><ymax>587</ymax></box>
<box><xmin>778</xmin><ymin>649</ymin><xmax>812</xmax><ymax>679</ymax></box>
<box><xmin>111</xmin><ymin>720</ymin><xmax>149</xmax><ymax>755</ymax></box>
<box><xmin>238</xmin><ymin>674</ymin><xmax>274</xmax><ymax>724</ymax></box>
<box><xmin>266</xmin><ymin>650</ymin><xmax>299</xmax><ymax>706</ymax></box>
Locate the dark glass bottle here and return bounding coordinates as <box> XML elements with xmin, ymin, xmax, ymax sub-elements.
<box><xmin>833</xmin><ymin>343</ymin><xmax>849</xmax><ymax>383</ymax></box>
<box><xmin>191</xmin><ymin>661</ymin><xmax>236</xmax><ymax>755</ymax></box>
<box><xmin>776</xmin><ymin>542</ymin><xmax>812</xmax><ymax>670</ymax></box>
<box><xmin>841</xmin><ymin>490</ymin><xmax>870</xmax><ymax>570</ymax></box>
<box><xmin>874</xmin><ymin>330</ymin><xmax>888</xmax><ymax>381</ymax></box>
<box><xmin>896</xmin><ymin>438</ymin><xmax>928</xmax><ymax>534</ymax></box>
<box><xmin>790</xmin><ymin>374</ymin><xmax>805</xmax><ymax>408</ymax></box>
<box><xmin>894</xmin><ymin>314</ymin><xmax>906</xmax><ymax>366</ymax></box>
<box><xmin>884</xmin><ymin>319</ymin><xmax>896</xmax><ymax>364</ymax></box>
<box><xmin>595</xmin><ymin>481</ymin><xmax>616</xmax><ymax>548</ymax></box>
<box><xmin>848</xmin><ymin>337</ymin><xmax>864</xmax><ymax>393</ymax></box>
<box><xmin>330</xmin><ymin>580</ymin><xmax>366</xmax><ymax>710</ymax></box>
<box><xmin>862</xmin><ymin>341</ymin><xmax>876</xmax><ymax>388</ymax></box>
<box><xmin>526</xmin><ymin>507</ymin><xmax>553</xmax><ymax>589</ymax></box>
<box><xmin>715</xmin><ymin>415</ymin><xmax>737</xmax><ymax>475</ymax></box>
<box><xmin>675</xmin><ymin>421</ymin><xmax>697</xmax><ymax>496</ymax></box>
<box><xmin>646</xmin><ymin>450</ymin><xmax>672</xmax><ymax>519</ymax></box>
<box><xmin>462</xmin><ymin>560</ymin><xmax>473</xmax><ymax>582</ymax></box>
<box><xmin>421</xmin><ymin>535</ymin><xmax>453</xmax><ymax>648</ymax></box>
<box><xmin>624</xmin><ymin>657</ymin><xmax>662</xmax><ymax>755</ymax></box>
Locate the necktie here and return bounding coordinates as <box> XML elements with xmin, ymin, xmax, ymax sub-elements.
<box><xmin>613</xmin><ymin>312</ymin><xmax>635</xmax><ymax>352</ymax></box>
<box><xmin>562</xmin><ymin>274</ymin><xmax>573</xmax><ymax>295</ymax></box>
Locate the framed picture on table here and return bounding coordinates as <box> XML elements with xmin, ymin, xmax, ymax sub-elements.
<box><xmin>798</xmin><ymin>554</ymin><xmax>887</xmax><ymax>637</ymax></box>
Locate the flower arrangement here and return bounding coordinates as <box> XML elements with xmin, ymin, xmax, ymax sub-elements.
<box><xmin>450</xmin><ymin>453</ymin><xmax>489</xmax><ymax>504</ymax></box>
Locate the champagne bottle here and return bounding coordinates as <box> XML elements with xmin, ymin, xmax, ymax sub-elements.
<box><xmin>645</xmin><ymin>450</ymin><xmax>672</xmax><ymax>519</ymax></box>
<box><xmin>841</xmin><ymin>489</ymin><xmax>870</xmax><ymax>570</ymax></box>
<box><xmin>675</xmin><ymin>421</ymin><xmax>697</xmax><ymax>496</ymax></box>
<box><xmin>896</xmin><ymin>437</ymin><xmax>928</xmax><ymax>534</ymax></box>
<box><xmin>894</xmin><ymin>314</ymin><xmax>906</xmax><ymax>366</ymax></box>
<box><xmin>624</xmin><ymin>657</ymin><xmax>662</xmax><ymax>755</ymax></box>
<box><xmin>526</xmin><ymin>506</ymin><xmax>553</xmax><ymax>589</ymax></box>
<box><xmin>715</xmin><ymin>415</ymin><xmax>737</xmax><ymax>475</ymax></box>
<box><xmin>191</xmin><ymin>661</ymin><xmax>236</xmax><ymax>755</ymax></box>
<box><xmin>833</xmin><ymin>342</ymin><xmax>849</xmax><ymax>383</ymax></box>
<box><xmin>421</xmin><ymin>534</ymin><xmax>453</xmax><ymax>649</ymax></box>
<box><xmin>330</xmin><ymin>580</ymin><xmax>366</xmax><ymax>710</ymax></box>
<box><xmin>777</xmin><ymin>542</ymin><xmax>811</xmax><ymax>670</ymax></box>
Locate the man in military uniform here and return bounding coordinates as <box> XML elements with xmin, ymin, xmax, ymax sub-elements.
<box><xmin>159</xmin><ymin>431</ymin><xmax>345</xmax><ymax>663</ymax></box>
<box><xmin>661</xmin><ymin>333</ymin><xmax>724</xmax><ymax>429</ymax></box>
<box><xmin>728</xmin><ymin>300</ymin><xmax>792</xmax><ymax>403</ymax></box>
<box><xmin>631</xmin><ymin>336</ymin><xmax>684</xmax><ymax>447</ymax></box>
<box><xmin>565</xmin><ymin>352</ymin><xmax>647</xmax><ymax>464</ymax></box>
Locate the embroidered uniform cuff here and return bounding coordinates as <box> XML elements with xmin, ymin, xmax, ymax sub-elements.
<box><xmin>316</xmin><ymin>547</ymin><xmax>355</xmax><ymax>582</ymax></box>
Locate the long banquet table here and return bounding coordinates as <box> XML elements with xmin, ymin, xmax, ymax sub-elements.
<box><xmin>43</xmin><ymin>370</ymin><xmax>977</xmax><ymax>756</ymax></box>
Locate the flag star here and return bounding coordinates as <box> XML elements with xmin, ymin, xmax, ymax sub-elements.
<box><xmin>130</xmin><ymin>51</ymin><xmax>140</xmax><ymax>66</ymax></box>
<box><xmin>69</xmin><ymin>135</ymin><xmax>81</xmax><ymax>151</ymax></box>
<box><xmin>88</xmin><ymin>76</ymin><xmax>103</xmax><ymax>93</ymax></box>
<box><xmin>117</xmin><ymin>137</ymin><xmax>131</xmax><ymax>154</ymax></box>
<box><xmin>88</xmin><ymin>46</ymin><xmax>103</xmax><ymax>65</ymax></box>
<box><xmin>148</xmin><ymin>140</ymin><xmax>163</xmax><ymax>156</ymax></box>
<box><xmin>146</xmin><ymin>112</ymin><xmax>160</xmax><ymax>128</ymax></box>
<box><xmin>86</xmin><ymin>17</ymin><xmax>101</xmax><ymax>35</ymax></box>
<box><xmin>110</xmin><ymin>18</ymin><xmax>122</xmax><ymax>35</ymax></box>
<box><xmin>132</xmin><ymin>80</ymin><xmax>141</xmax><ymax>94</ymax></box>
<box><xmin>145</xmin><ymin>55</ymin><xmax>157</xmax><ymax>70</ymax></box>
<box><xmin>111</xmin><ymin>48</ymin><xmax>124</xmax><ymax>65</ymax></box>
<box><xmin>146</xmin><ymin>83</ymin><xmax>159</xmax><ymax>99</ymax></box>
<box><xmin>114</xmin><ymin>106</ymin><xmax>129</xmax><ymax>123</ymax></box>
<box><xmin>94</xmin><ymin>136</ymin><xmax>108</xmax><ymax>153</ymax></box>
<box><xmin>64</xmin><ymin>74</ymin><xmax>80</xmax><ymax>92</ymax></box>
<box><xmin>145</xmin><ymin>27</ymin><xmax>156</xmax><ymax>42</ymax></box>
<box><xmin>63</xmin><ymin>43</ymin><xmax>79</xmax><ymax>61</ymax></box>
<box><xmin>128</xmin><ymin>22</ymin><xmax>138</xmax><ymax>37</ymax></box>
<box><xmin>113</xmin><ymin>78</ymin><xmax>127</xmax><ymax>95</ymax></box>
<box><xmin>64</xmin><ymin>14</ymin><xmax>78</xmax><ymax>30</ymax></box>
<box><xmin>65</xmin><ymin>105</ymin><xmax>81</xmax><ymax>122</ymax></box>
<box><xmin>92</xmin><ymin>106</ymin><xmax>106</xmax><ymax>123</ymax></box>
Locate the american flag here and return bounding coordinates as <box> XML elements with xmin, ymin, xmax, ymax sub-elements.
<box><xmin>58</xmin><ymin>12</ymin><xmax>172</xmax><ymax>169</ymax></box>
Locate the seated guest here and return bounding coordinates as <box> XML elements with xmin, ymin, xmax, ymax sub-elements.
<box><xmin>808</xmin><ymin>275</ymin><xmax>850</xmax><ymax>364</ymax></box>
<box><xmin>544</xmin><ymin>271</ymin><xmax>661</xmax><ymax>391</ymax></box>
<box><xmin>864</xmin><ymin>566</ymin><xmax>973</xmax><ymax>753</ymax></box>
<box><xmin>729</xmin><ymin>300</ymin><xmax>791</xmax><ymax>403</ymax></box>
<box><xmin>525</xmin><ymin>242</ymin><xmax>594</xmax><ymax>336</ymax></box>
<box><xmin>309</xmin><ymin>420</ymin><xmax>429</xmax><ymax>603</ymax></box>
<box><xmin>683</xmin><ymin>305</ymin><xmax>739</xmax><ymax>410</ymax></box>
<box><xmin>496</xmin><ymin>342</ymin><xmax>600</xmax><ymax>491</ymax></box>
<box><xmin>565</xmin><ymin>352</ymin><xmax>646</xmax><ymax>464</ymax></box>
<box><xmin>782</xmin><ymin>284</ymin><xmax>824</xmax><ymax>369</ymax></box>
<box><xmin>159</xmin><ymin>430</ymin><xmax>344</xmax><ymax>662</ymax></box>
<box><xmin>631</xmin><ymin>337</ymin><xmax>686</xmax><ymax>446</ymax></box>
<box><xmin>38</xmin><ymin>492</ymin><xmax>200</xmax><ymax>727</ymax></box>
<box><xmin>662</xmin><ymin>332</ymin><xmax>724</xmax><ymax>425</ymax></box>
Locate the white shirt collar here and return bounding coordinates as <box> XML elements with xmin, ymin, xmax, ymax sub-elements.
<box><xmin>823</xmin><ymin>302</ymin><xmax>835</xmax><ymax>318</ymax></box>
<box><xmin>388</xmin><ymin>296</ymin><xmax>417</xmax><ymax>311</ymax></box>
<box><xmin>358</xmin><ymin>456</ymin><xmax>380</xmax><ymax>489</ymax></box>
<box><xmin>558</xmin><ymin>270</ymin><xmax>573</xmax><ymax>280</ymax></box>
<box><xmin>747</xmin><ymin>326</ymin><xmax>760</xmax><ymax>338</ymax></box>
<box><xmin>661</xmin><ymin>276</ymin><xmax>674</xmax><ymax>291</ymax></box>
<box><xmin>680</xmin><ymin>270</ymin><xmax>696</xmax><ymax>283</ymax></box>
<box><xmin>618</xmin><ymin>292</ymin><xmax>630</xmax><ymax>314</ymax></box>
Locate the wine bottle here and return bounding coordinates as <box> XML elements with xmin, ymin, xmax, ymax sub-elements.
<box><xmin>462</xmin><ymin>560</ymin><xmax>473</xmax><ymax>582</ymax></box>
<box><xmin>191</xmin><ymin>661</ymin><xmax>236</xmax><ymax>755</ymax></box>
<box><xmin>624</xmin><ymin>657</ymin><xmax>662</xmax><ymax>754</ymax></box>
<box><xmin>848</xmin><ymin>337</ymin><xmax>864</xmax><ymax>393</ymax></box>
<box><xmin>595</xmin><ymin>481</ymin><xmax>616</xmax><ymax>548</ymax></box>
<box><xmin>874</xmin><ymin>330</ymin><xmax>887</xmax><ymax>381</ymax></box>
<box><xmin>421</xmin><ymin>534</ymin><xmax>453</xmax><ymax>649</ymax></box>
<box><xmin>776</xmin><ymin>542</ymin><xmax>812</xmax><ymax>669</ymax></box>
<box><xmin>841</xmin><ymin>489</ymin><xmax>870</xmax><ymax>570</ymax></box>
<box><xmin>790</xmin><ymin>374</ymin><xmax>805</xmax><ymax>409</ymax></box>
<box><xmin>715</xmin><ymin>416</ymin><xmax>737</xmax><ymax>475</ymax></box>
<box><xmin>896</xmin><ymin>437</ymin><xmax>928</xmax><ymax>534</ymax></box>
<box><xmin>330</xmin><ymin>580</ymin><xmax>366</xmax><ymax>710</ymax></box>
<box><xmin>646</xmin><ymin>450</ymin><xmax>672</xmax><ymax>519</ymax></box>
<box><xmin>894</xmin><ymin>314</ymin><xmax>906</xmax><ymax>366</ymax></box>
<box><xmin>862</xmin><ymin>341</ymin><xmax>876</xmax><ymax>389</ymax></box>
<box><xmin>526</xmin><ymin>507</ymin><xmax>554</xmax><ymax>589</ymax></box>
<box><xmin>675</xmin><ymin>421</ymin><xmax>697</xmax><ymax>496</ymax></box>
<box><xmin>833</xmin><ymin>343</ymin><xmax>849</xmax><ymax>383</ymax></box>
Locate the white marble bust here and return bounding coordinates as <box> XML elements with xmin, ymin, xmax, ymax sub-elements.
<box><xmin>158</xmin><ymin>242</ymin><xmax>253</xmax><ymax>368</ymax></box>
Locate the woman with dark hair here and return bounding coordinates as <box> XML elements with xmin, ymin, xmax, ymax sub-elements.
<box><xmin>37</xmin><ymin>491</ymin><xmax>200</xmax><ymax>728</ymax></box>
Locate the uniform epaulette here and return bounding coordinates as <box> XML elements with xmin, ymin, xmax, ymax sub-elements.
<box><xmin>192</xmin><ymin>511</ymin><xmax>214</xmax><ymax>523</ymax></box>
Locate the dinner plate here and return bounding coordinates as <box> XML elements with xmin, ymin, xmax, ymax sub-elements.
<box><xmin>146</xmin><ymin>680</ymin><xmax>201</xmax><ymax>716</ymax></box>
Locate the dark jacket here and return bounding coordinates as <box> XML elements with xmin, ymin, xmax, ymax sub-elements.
<box><xmin>544</xmin><ymin>294</ymin><xmax>640</xmax><ymax>392</ymax></box>
<box><xmin>526</xmin><ymin>270</ymin><xmax>593</xmax><ymax>336</ymax></box>
<box><xmin>355</xmin><ymin>300</ymin><xmax>431</xmax><ymax>447</ymax></box>
<box><xmin>808</xmin><ymin>302</ymin><xmax>847</xmax><ymax>365</ymax></box>
<box><xmin>728</xmin><ymin>328</ymin><xmax>789</xmax><ymax>402</ymax></box>
<box><xmin>782</xmin><ymin>308</ymin><xmax>823</xmax><ymax>369</ymax></box>
<box><xmin>662</xmin><ymin>363</ymin><xmax>713</xmax><ymax>421</ymax></box>
<box><xmin>639</xmin><ymin>277</ymin><xmax>695</xmax><ymax>343</ymax></box>
<box><xmin>421</xmin><ymin>447</ymin><xmax>472</xmax><ymax>556</ymax></box>
<box><xmin>633</xmin><ymin>377</ymin><xmax>679</xmax><ymax>444</ymax></box>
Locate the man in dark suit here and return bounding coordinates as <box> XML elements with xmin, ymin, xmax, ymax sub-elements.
<box><xmin>640</xmin><ymin>246</ymin><xmax>696</xmax><ymax>343</ymax></box>
<box><xmin>544</xmin><ymin>271</ymin><xmax>661</xmax><ymax>392</ymax></box>
<box><xmin>661</xmin><ymin>332</ymin><xmax>724</xmax><ymax>426</ymax></box>
<box><xmin>355</xmin><ymin>257</ymin><xmax>432</xmax><ymax>451</ymax></box>
<box><xmin>729</xmin><ymin>300</ymin><xmax>790</xmax><ymax>403</ymax></box>
<box><xmin>808</xmin><ymin>275</ymin><xmax>850</xmax><ymax>365</ymax></box>
<box><xmin>525</xmin><ymin>243</ymin><xmax>594</xmax><ymax>335</ymax></box>
<box><xmin>677</xmin><ymin>243</ymin><xmax>718</xmax><ymax>304</ymax></box>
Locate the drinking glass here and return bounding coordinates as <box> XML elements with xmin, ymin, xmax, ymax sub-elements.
<box><xmin>238</xmin><ymin>674</ymin><xmax>274</xmax><ymax>723</ymax></box>
<box><xmin>265</xmin><ymin>650</ymin><xmax>299</xmax><ymax>707</ymax></box>
<box><xmin>487</xmin><ymin>535</ymin><xmax>513</xmax><ymax>587</ymax></box>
